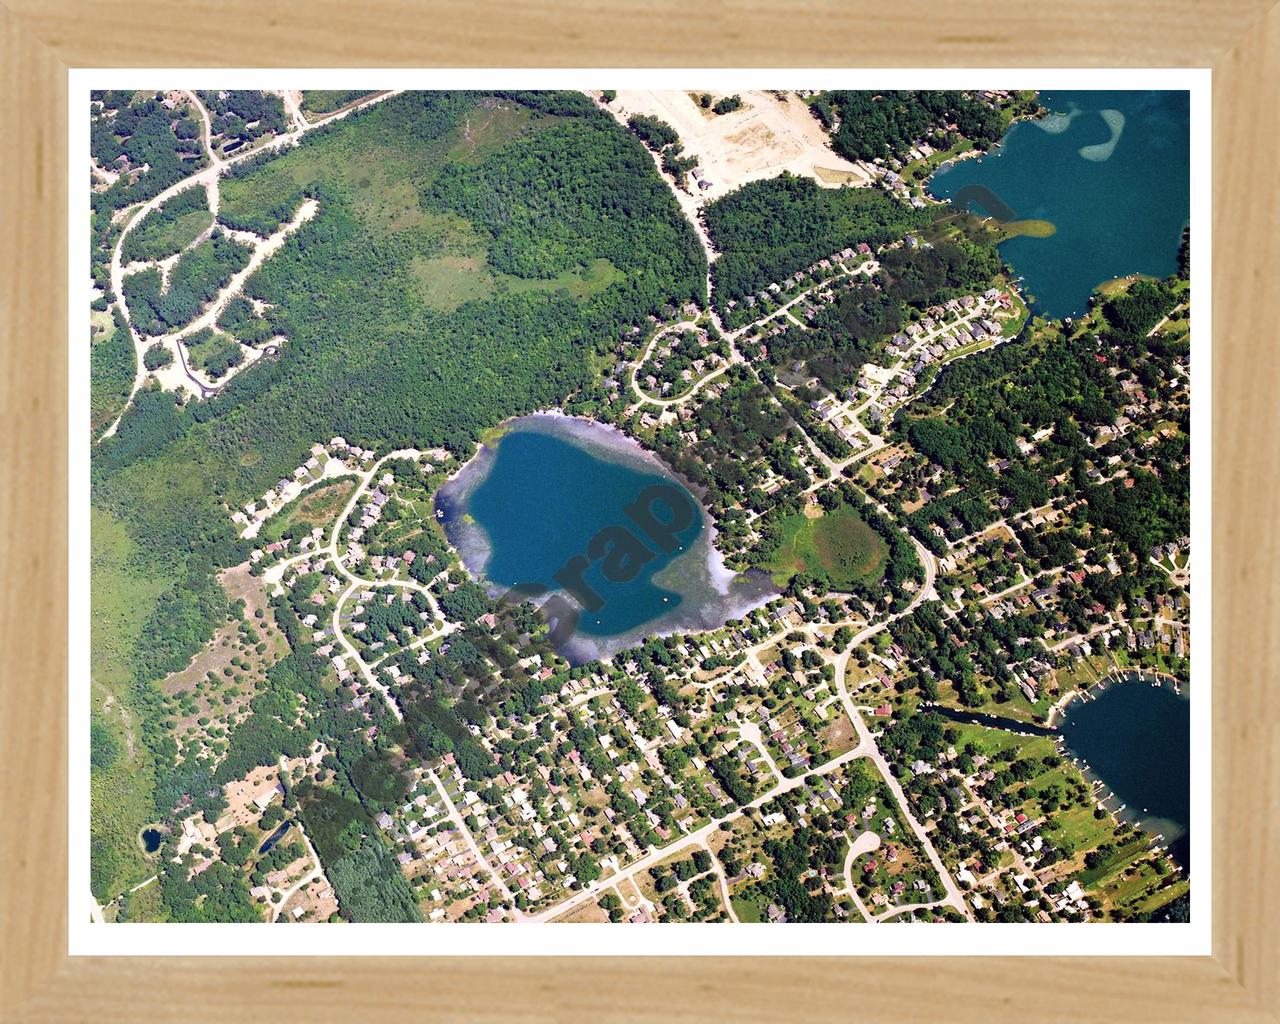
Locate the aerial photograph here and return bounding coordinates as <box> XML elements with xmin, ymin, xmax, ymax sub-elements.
<box><xmin>87</xmin><ymin>86</ymin><xmax>1192</xmax><ymax>929</ymax></box>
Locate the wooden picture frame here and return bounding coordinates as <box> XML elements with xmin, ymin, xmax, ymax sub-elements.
<box><xmin>2</xmin><ymin>2</ymin><xmax>1275</xmax><ymax>1018</ymax></box>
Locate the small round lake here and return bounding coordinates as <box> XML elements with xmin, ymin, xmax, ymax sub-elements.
<box><xmin>140</xmin><ymin>827</ymin><xmax>163</xmax><ymax>854</ymax></box>
<box><xmin>1058</xmin><ymin>676</ymin><xmax>1190</xmax><ymax>868</ymax></box>
<box><xmin>436</xmin><ymin>414</ymin><xmax>776</xmax><ymax>663</ymax></box>
<box><xmin>928</xmin><ymin>90</ymin><xmax>1190</xmax><ymax>318</ymax></box>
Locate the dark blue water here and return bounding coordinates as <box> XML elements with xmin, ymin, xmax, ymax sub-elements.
<box><xmin>456</xmin><ymin>421</ymin><xmax>701</xmax><ymax>639</ymax></box>
<box><xmin>141</xmin><ymin>827</ymin><xmax>162</xmax><ymax>853</ymax></box>
<box><xmin>923</xmin><ymin>703</ymin><xmax>1057</xmax><ymax>738</ymax></box>
<box><xmin>436</xmin><ymin>415</ymin><xmax>777</xmax><ymax>662</ymax></box>
<box><xmin>1059</xmin><ymin>677</ymin><xmax>1190</xmax><ymax>867</ymax></box>
<box><xmin>258</xmin><ymin>821</ymin><xmax>291</xmax><ymax>854</ymax></box>
<box><xmin>928</xmin><ymin>90</ymin><xmax>1190</xmax><ymax>317</ymax></box>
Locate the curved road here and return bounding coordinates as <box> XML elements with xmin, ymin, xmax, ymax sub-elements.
<box><xmin>100</xmin><ymin>90</ymin><xmax>403</xmax><ymax>440</ymax></box>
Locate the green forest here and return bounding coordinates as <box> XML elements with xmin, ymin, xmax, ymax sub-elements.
<box><xmin>892</xmin><ymin>283</ymin><xmax>1188</xmax><ymax>564</ymax></box>
<box><xmin>810</xmin><ymin>90</ymin><xmax>1005</xmax><ymax>163</ymax></box>
<box><xmin>702</xmin><ymin>173</ymin><xmax>927</xmax><ymax>305</ymax></box>
<box><xmin>762</xmin><ymin>223</ymin><xmax>1004</xmax><ymax>392</ymax></box>
<box><xmin>90</xmin><ymin>90</ymin><xmax>705</xmax><ymax>901</ymax></box>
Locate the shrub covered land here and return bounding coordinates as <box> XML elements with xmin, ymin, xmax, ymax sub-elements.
<box><xmin>90</xmin><ymin>90</ymin><xmax>705</xmax><ymax>901</ymax></box>
<box><xmin>90</xmin><ymin>311</ymin><xmax>135</xmax><ymax>438</ymax></box>
<box><xmin>122</xmin><ymin>231</ymin><xmax>253</xmax><ymax>336</ymax></box>
<box><xmin>121</xmin><ymin>186</ymin><xmax>212</xmax><ymax>264</ymax></box>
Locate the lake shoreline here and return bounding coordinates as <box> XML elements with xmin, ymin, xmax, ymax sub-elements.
<box><xmin>926</xmin><ymin>89</ymin><xmax>1191</xmax><ymax>318</ymax></box>
<box><xmin>929</xmin><ymin>668</ymin><xmax>1190</xmax><ymax>872</ymax></box>
<box><xmin>1056</xmin><ymin>671</ymin><xmax>1190</xmax><ymax>870</ymax></box>
<box><xmin>435</xmin><ymin>410</ymin><xmax>779</xmax><ymax>664</ymax></box>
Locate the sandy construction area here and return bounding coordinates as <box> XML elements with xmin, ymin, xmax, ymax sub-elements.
<box><xmin>607</xmin><ymin>90</ymin><xmax>872</xmax><ymax>206</ymax></box>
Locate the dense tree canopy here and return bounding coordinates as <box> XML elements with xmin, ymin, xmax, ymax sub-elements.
<box><xmin>703</xmin><ymin>174</ymin><xmax>927</xmax><ymax>306</ymax></box>
<box><xmin>810</xmin><ymin>90</ymin><xmax>1004</xmax><ymax>163</ymax></box>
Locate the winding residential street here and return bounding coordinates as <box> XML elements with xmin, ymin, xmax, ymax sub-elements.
<box><xmin>93</xmin><ymin>88</ymin><xmax>983</xmax><ymax>928</ymax></box>
<box><xmin>100</xmin><ymin>89</ymin><xmax>403</xmax><ymax>440</ymax></box>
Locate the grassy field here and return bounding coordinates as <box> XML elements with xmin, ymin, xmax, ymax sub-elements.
<box><xmin>445</xmin><ymin>102</ymin><xmax>547</xmax><ymax>165</ymax></box>
<box><xmin>408</xmin><ymin>215</ymin><xmax>621</xmax><ymax>312</ymax></box>
<box><xmin>91</xmin><ymin>309</ymin><xmax>115</xmax><ymax>341</ymax></box>
<box><xmin>812</xmin><ymin>166</ymin><xmax>867</xmax><ymax>186</ymax></box>
<box><xmin>764</xmin><ymin>505</ymin><xmax>889</xmax><ymax>589</ymax></box>
<box><xmin>127</xmin><ymin>206</ymin><xmax>212</xmax><ymax>262</ymax></box>
<box><xmin>90</xmin><ymin>507</ymin><xmax>170</xmax><ymax>899</ymax></box>
<box><xmin>259</xmin><ymin>477</ymin><xmax>357</xmax><ymax>545</ymax></box>
<box><xmin>299</xmin><ymin>90</ymin><xmax>377</xmax><ymax>118</ymax></box>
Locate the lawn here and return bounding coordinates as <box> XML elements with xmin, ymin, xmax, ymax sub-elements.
<box><xmin>946</xmin><ymin>718</ymin><xmax>1125</xmax><ymax>863</ymax></box>
<box><xmin>1077</xmin><ymin>834</ymin><xmax>1151</xmax><ymax>888</ymax></box>
<box><xmin>764</xmin><ymin>505</ymin><xmax>889</xmax><ymax>590</ymax></box>
<box><xmin>946</xmin><ymin>721</ymin><xmax>1028</xmax><ymax>760</ymax></box>
<box><xmin>900</xmin><ymin>137</ymin><xmax>974</xmax><ymax>186</ymax></box>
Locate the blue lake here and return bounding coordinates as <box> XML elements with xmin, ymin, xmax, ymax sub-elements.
<box><xmin>928</xmin><ymin>90</ymin><xmax>1190</xmax><ymax>318</ymax></box>
<box><xmin>927</xmin><ymin>674</ymin><xmax>1191</xmax><ymax>869</ymax></box>
<box><xmin>436</xmin><ymin>414</ymin><xmax>775</xmax><ymax>662</ymax></box>
<box><xmin>1059</xmin><ymin>676</ymin><xmax>1191</xmax><ymax>868</ymax></box>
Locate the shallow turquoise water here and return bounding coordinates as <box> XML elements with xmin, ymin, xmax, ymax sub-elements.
<box><xmin>928</xmin><ymin>90</ymin><xmax>1190</xmax><ymax>318</ymax></box>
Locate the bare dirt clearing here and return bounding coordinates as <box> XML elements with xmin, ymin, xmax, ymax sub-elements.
<box><xmin>607</xmin><ymin>90</ymin><xmax>871</xmax><ymax>207</ymax></box>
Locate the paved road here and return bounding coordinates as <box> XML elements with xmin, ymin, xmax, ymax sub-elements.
<box><xmin>524</xmin><ymin>738</ymin><xmax>872</xmax><ymax>924</ymax></box>
<box><xmin>100</xmin><ymin>90</ymin><xmax>403</xmax><ymax>440</ymax></box>
<box><xmin>426</xmin><ymin>766</ymin><xmax>519</xmax><ymax>909</ymax></box>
